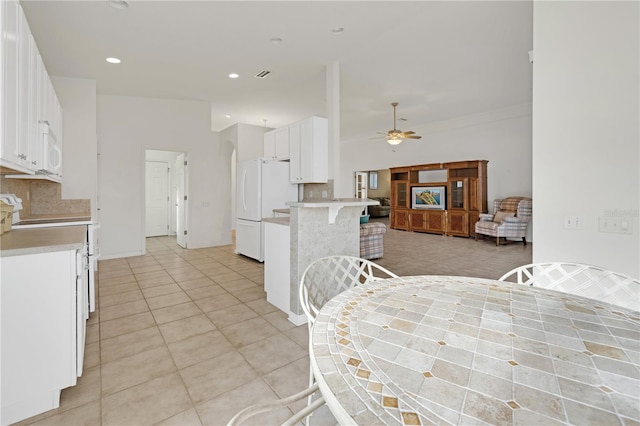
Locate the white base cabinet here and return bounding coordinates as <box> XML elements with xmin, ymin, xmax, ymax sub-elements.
<box><xmin>264</xmin><ymin>220</ymin><xmax>306</xmax><ymax>325</ymax></box>
<box><xmin>1</xmin><ymin>247</ymin><xmax>87</xmax><ymax>425</ymax></box>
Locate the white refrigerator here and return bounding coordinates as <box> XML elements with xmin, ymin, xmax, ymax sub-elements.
<box><xmin>236</xmin><ymin>158</ymin><xmax>298</xmax><ymax>262</ymax></box>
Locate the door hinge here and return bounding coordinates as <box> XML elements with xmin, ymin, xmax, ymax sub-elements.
<box><xmin>184</xmin><ymin>230</ymin><xmax>188</xmax><ymax>235</ymax></box>
<box><xmin>167</xmin><ymin>168</ymin><xmax>170</xmax><ymax>172</ymax></box>
<box><xmin>167</xmin><ymin>196</ymin><xmax>169</xmax><ymax>201</ymax></box>
<box><xmin>184</xmin><ymin>195</ymin><xmax>187</xmax><ymax>201</ymax></box>
<box><xmin>184</xmin><ymin>160</ymin><xmax>187</xmax><ymax>166</ymax></box>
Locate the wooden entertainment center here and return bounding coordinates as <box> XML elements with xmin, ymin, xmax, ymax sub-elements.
<box><xmin>390</xmin><ymin>160</ymin><xmax>488</xmax><ymax>237</ymax></box>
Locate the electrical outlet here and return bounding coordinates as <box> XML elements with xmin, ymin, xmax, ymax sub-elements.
<box><xmin>599</xmin><ymin>216</ymin><xmax>632</xmax><ymax>234</ymax></box>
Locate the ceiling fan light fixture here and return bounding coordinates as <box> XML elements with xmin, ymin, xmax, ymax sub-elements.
<box><xmin>387</xmin><ymin>136</ymin><xmax>403</xmax><ymax>145</ymax></box>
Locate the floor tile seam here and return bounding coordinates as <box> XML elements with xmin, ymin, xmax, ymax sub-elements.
<box><xmin>151</xmin><ymin>279</ymin><xmax>241</xmax><ymax>356</ymax></box>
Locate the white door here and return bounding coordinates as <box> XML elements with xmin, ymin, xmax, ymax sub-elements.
<box><xmin>175</xmin><ymin>153</ymin><xmax>187</xmax><ymax>248</ymax></box>
<box><xmin>145</xmin><ymin>161</ymin><xmax>169</xmax><ymax>237</ymax></box>
<box><xmin>355</xmin><ymin>171</ymin><xmax>368</xmax><ymax>215</ymax></box>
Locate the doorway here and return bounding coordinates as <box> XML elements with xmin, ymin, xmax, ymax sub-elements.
<box><xmin>144</xmin><ymin>150</ymin><xmax>188</xmax><ymax>248</ymax></box>
<box><xmin>355</xmin><ymin>171</ymin><xmax>368</xmax><ymax>215</ymax></box>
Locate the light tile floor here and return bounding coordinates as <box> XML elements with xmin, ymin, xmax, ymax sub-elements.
<box><xmin>16</xmin><ymin>225</ymin><xmax>532</xmax><ymax>426</ymax></box>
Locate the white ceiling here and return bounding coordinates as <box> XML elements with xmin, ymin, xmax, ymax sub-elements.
<box><xmin>20</xmin><ymin>0</ymin><xmax>533</xmax><ymax>143</ymax></box>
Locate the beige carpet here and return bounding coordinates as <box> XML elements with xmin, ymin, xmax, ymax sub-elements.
<box><xmin>371</xmin><ymin>217</ymin><xmax>532</xmax><ymax>280</ymax></box>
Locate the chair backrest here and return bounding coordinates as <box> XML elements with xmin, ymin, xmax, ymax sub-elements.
<box><xmin>499</xmin><ymin>262</ymin><xmax>640</xmax><ymax>312</ymax></box>
<box><xmin>299</xmin><ymin>255</ymin><xmax>398</xmax><ymax>324</ymax></box>
<box><xmin>492</xmin><ymin>197</ymin><xmax>532</xmax><ymax>221</ymax></box>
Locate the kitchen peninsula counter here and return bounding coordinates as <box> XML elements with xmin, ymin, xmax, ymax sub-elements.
<box><xmin>263</xmin><ymin>217</ymin><xmax>290</xmax><ymax>226</ymax></box>
<box><xmin>0</xmin><ymin>226</ymin><xmax>87</xmax><ymax>257</ymax></box>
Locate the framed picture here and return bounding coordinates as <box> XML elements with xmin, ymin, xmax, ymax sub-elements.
<box><xmin>412</xmin><ymin>186</ymin><xmax>446</xmax><ymax>210</ymax></box>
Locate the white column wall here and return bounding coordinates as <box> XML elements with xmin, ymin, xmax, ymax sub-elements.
<box><xmin>97</xmin><ymin>95</ymin><xmax>228</xmax><ymax>259</ymax></box>
<box><xmin>532</xmin><ymin>1</ymin><xmax>639</xmax><ymax>277</ymax></box>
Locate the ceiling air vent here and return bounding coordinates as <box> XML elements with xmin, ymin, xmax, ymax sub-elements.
<box><xmin>255</xmin><ymin>70</ymin><xmax>271</xmax><ymax>79</ymax></box>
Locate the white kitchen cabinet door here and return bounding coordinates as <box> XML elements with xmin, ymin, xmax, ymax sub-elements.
<box><xmin>289</xmin><ymin>116</ymin><xmax>328</xmax><ymax>183</ymax></box>
<box><xmin>264</xmin><ymin>127</ymin><xmax>289</xmax><ymax>160</ymax></box>
<box><xmin>15</xmin><ymin>4</ymin><xmax>32</xmax><ymax>168</ymax></box>
<box><xmin>264</xmin><ymin>129</ymin><xmax>276</xmax><ymax>159</ymax></box>
<box><xmin>26</xmin><ymin>34</ymin><xmax>42</xmax><ymax>171</ymax></box>
<box><xmin>1</xmin><ymin>0</ymin><xmax>32</xmax><ymax>173</ymax></box>
<box><xmin>1</xmin><ymin>249</ymin><xmax>81</xmax><ymax>425</ymax></box>
<box><xmin>274</xmin><ymin>126</ymin><xmax>289</xmax><ymax>160</ymax></box>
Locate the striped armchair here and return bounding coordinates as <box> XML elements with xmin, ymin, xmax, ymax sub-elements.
<box><xmin>475</xmin><ymin>197</ymin><xmax>532</xmax><ymax>246</ymax></box>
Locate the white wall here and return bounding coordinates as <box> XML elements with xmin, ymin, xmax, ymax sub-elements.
<box><xmin>52</xmin><ymin>77</ymin><xmax>98</xmax><ymax>219</ymax></box>
<box><xmin>532</xmin><ymin>1</ymin><xmax>639</xmax><ymax>278</ymax></box>
<box><xmin>341</xmin><ymin>104</ymin><xmax>533</xmax><ymax>240</ymax></box>
<box><xmin>98</xmin><ymin>95</ymin><xmax>230</xmax><ymax>259</ymax></box>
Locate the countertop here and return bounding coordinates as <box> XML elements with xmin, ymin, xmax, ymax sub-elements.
<box><xmin>0</xmin><ymin>225</ymin><xmax>87</xmax><ymax>257</ymax></box>
<box><xmin>287</xmin><ymin>198</ymin><xmax>380</xmax><ymax>208</ymax></box>
<box><xmin>273</xmin><ymin>208</ymin><xmax>290</xmax><ymax>214</ymax></box>
<box><xmin>12</xmin><ymin>214</ymin><xmax>93</xmax><ymax>229</ymax></box>
<box><xmin>263</xmin><ymin>217</ymin><xmax>290</xmax><ymax>226</ymax></box>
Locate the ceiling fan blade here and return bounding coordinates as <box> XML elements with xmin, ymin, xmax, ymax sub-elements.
<box><xmin>368</xmin><ymin>136</ymin><xmax>386</xmax><ymax>140</ymax></box>
<box><xmin>403</xmin><ymin>130</ymin><xmax>415</xmax><ymax>135</ymax></box>
<box><xmin>406</xmin><ymin>135</ymin><xmax>422</xmax><ymax>139</ymax></box>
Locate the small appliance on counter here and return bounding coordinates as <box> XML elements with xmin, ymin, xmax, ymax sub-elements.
<box><xmin>0</xmin><ymin>193</ymin><xmax>24</xmax><ymax>229</ymax></box>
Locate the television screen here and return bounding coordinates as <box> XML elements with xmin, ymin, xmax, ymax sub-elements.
<box><xmin>412</xmin><ymin>186</ymin><xmax>446</xmax><ymax>210</ymax></box>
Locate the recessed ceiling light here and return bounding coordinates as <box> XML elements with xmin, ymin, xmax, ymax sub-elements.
<box><xmin>228</xmin><ymin>73</ymin><xmax>239</xmax><ymax>79</ymax></box>
<box><xmin>225</xmin><ymin>114</ymin><xmax>232</xmax><ymax>119</ymax></box>
<box><xmin>270</xmin><ymin>37</ymin><xmax>283</xmax><ymax>44</ymax></box>
<box><xmin>331</xmin><ymin>27</ymin><xmax>344</xmax><ymax>34</ymax></box>
<box><xmin>107</xmin><ymin>0</ymin><xmax>129</xmax><ymax>9</ymax></box>
<box><xmin>106</xmin><ymin>57</ymin><xmax>121</xmax><ymax>64</ymax></box>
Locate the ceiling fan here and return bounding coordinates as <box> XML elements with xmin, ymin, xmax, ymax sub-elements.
<box><xmin>374</xmin><ymin>102</ymin><xmax>422</xmax><ymax>145</ymax></box>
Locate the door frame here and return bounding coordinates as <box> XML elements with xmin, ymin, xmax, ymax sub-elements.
<box><xmin>142</xmin><ymin>149</ymin><xmax>188</xmax><ymax>251</ymax></box>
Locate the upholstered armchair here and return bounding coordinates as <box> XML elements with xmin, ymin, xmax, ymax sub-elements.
<box><xmin>475</xmin><ymin>197</ymin><xmax>532</xmax><ymax>246</ymax></box>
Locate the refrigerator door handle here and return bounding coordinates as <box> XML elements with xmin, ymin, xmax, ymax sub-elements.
<box><xmin>241</xmin><ymin>169</ymin><xmax>248</xmax><ymax>212</ymax></box>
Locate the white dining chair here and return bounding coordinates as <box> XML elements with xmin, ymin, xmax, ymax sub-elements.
<box><xmin>499</xmin><ymin>262</ymin><xmax>640</xmax><ymax>312</ymax></box>
<box><xmin>298</xmin><ymin>255</ymin><xmax>399</xmax><ymax>423</ymax></box>
<box><xmin>299</xmin><ymin>255</ymin><xmax>399</xmax><ymax>324</ymax></box>
<box><xmin>227</xmin><ymin>256</ymin><xmax>397</xmax><ymax>426</ymax></box>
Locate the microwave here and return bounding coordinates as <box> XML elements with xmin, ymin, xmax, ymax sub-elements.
<box><xmin>38</xmin><ymin>122</ymin><xmax>62</xmax><ymax>177</ymax></box>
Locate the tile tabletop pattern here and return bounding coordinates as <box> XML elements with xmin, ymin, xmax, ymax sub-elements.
<box><xmin>311</xmin><ymin>275</ymin><xmax>640</xmax><ymax>425</ymax></box>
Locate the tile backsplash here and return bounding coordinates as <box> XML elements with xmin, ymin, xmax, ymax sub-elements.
<box><xmin>303</xmin><ymin>180</ymin><xmax>334</xmax><ymax>201</ymax></box>
<box><xmin>0</xmin><ymin>177</ymin><xmax>90</xmax><ymax>217</ymax></box>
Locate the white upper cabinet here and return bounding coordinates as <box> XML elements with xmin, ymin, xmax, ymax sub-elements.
<box><xmin>263</xmin><ymin>126</ymin><xmax>290</xmax><ymax>160</ymax></box>
<box><xmin>1</xmin><ymin>0</ymin><xmax>31</xmax><ymax>173</ymax></box>
<box><xmin>264</xmin><ymin>129</ymin><xmax>276</xmax><ymax>159</ymax></box>
<box><xmin>289</xmin><ymin>116</ymin><xmax>328</xmax><ymax>183</ymax></box>
<box><xmin>1</xmin><ymin>0</ymin><xmax>62</xmax><ymax>176</ymax></box>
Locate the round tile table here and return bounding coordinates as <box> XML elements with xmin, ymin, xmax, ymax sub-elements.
<box><xmin>309</xmin><ymin>275</ymin><xmax>640</xmax><ymax>425</ymax></box>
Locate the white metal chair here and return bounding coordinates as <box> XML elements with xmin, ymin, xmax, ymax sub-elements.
<box><xmin>298</xmin><ymin>255</ymin><xmax>399</xmax><ymax>422</ymax></box>
<box><xmin>299</xmin><ymin>255</ymin><xmax>399</xmax><ymax>324</ymax></box>
<box><xmin>228</xmin><ymin>256</ymin><xmax>397</xmax><ymax>426</ymax></box>
<box><xmin>499</xmin><ymin>262</ymin><xmax>640</xmax><ymax>312</ymax></box>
